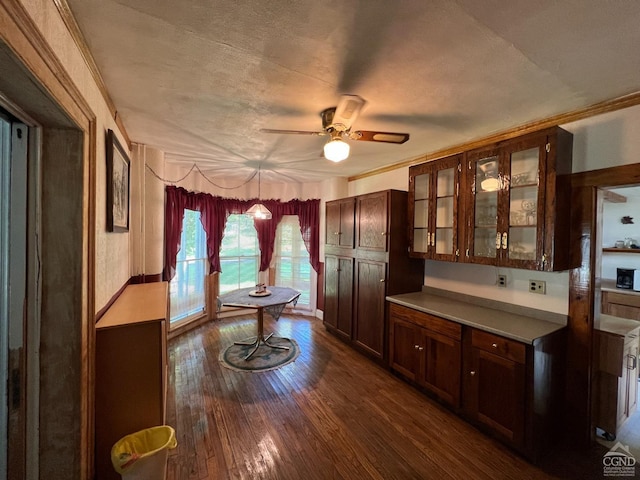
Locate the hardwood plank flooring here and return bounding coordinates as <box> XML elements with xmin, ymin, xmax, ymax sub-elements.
<box><xmin>166</xmin><ymin>314</ymin><xmax>608</xmax><ymax>479</ymax></box>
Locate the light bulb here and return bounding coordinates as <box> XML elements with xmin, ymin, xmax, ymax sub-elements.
<box><xmin>323</xmin><ymin>138</ymin><xmax>350</xmax><ymax>162</ymax></box>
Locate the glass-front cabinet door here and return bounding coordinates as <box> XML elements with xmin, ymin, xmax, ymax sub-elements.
<box><xmin>501</xmin><ymin>135</ymin><xmax>546</xmax><ymax>269</ymax></box>
<box><xmin>413</xmin><ymin>126</ymin><xmax>572</xmax><ymax>271</ymax></box>
<box><xmin>409</xmin><ymin>154</ymin><xmax>460</xmax><ymax>260</ymax></box>
<box><xmin>433</xmin><ymin>157</ymin><xmax>459</xmax><ymax>260</ymax></box>
<box><xmin>465</xmin><ymin>134</ymin><xmax>547</xmax><ymax>268</ymax></box>
<box><xmin>466</xmin><ymin>148</ymin><xmax>500</xmax><ymax>264</ymax></box>
<box><xmin>411</xmin><ymin>169</ymin><xmax>430</xmax><ymax>254</ymax></box>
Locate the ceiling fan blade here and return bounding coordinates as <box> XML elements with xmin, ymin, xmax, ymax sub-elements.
<box><xmin>332</xmin><ymin>95</ymin><xmax>366</xmax><ymax>131</ymax></box>
<box><xmin>260</xmin><ymin>128</ymin><xmax>326</xmax><ymax>136</ymax></box>
<box><xmin>350</xmin><ymin>130</ymin><xmax>410</xmax><ymax>144</ymax></box>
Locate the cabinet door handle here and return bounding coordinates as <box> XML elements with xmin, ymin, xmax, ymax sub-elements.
<box><xmin>495</xmin><ymin>232</ymin><xmax>501</xmax><ymax>249</ymax></box>
<box><xmin>381</xmin><ymin>232</ymin><xmax>388</xmax><ymax>236</ymax></box>
<box><xmin>430</xmin><ymin>232</ymin><xmax>435</xmax><ymax>246</ymax></box>
<box><xmin>628</xmin><ymin>354</ymin><xmax>637</xmax><ymax>370</ymax></box>
<box><xmin>418</xmin><ymin>346</ymin><xmax>424</xmax><ymax>351</ymax></box>
<box><xmin>379</xmin><ymin>279</ymin><xmax>385</xmax><ymax>283</ymax></box>
<box><xmin>470</xmin><ymin>371</ymin><xmax>476</xmax><ymax>376</ymax></box>
<box><xmin>501</xmin><ymin>232</ymin><xmax>508</xmax><ymax>250</ymax></box>
<box><xmin>414</xmin><ymin>345</ymin><xmax>420</xmax><ymax>350</ymax></box>
<box><xmin>492</xmin><ymin>343</ymin><xmax>498</xmax><ymax>348</ymax></box>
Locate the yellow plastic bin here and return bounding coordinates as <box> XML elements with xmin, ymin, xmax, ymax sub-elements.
<box><xmin>111</xmin><ymin>426</ymin><xmax>177</xmax><ymax>480</ymax></box>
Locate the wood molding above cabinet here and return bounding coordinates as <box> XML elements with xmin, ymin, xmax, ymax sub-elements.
<box><xmin>408</xmin><ymin>126</ymin><xmax>574</xmax><ymax>271</ymax></box>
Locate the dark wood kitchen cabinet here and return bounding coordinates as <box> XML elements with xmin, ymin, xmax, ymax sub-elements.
<box><xmin>353</xmin><ymin>258</ymin><xmax>387</xmax><ymax>357</ymax></box>
<box><xmin>408</xmin><ymin>154</ymin><xmax>462</xmax><ymax>261</ymax></box>
<box><xmin>464</xmin><ymin>329</ymin><xmax>526</xmax><ymax>447</ymax></box>
<box><xmin>389</xmin><ymin>303</ymin><xmax>461</xmax><ymax>407</ymax></box>
<box><xmin>462</xmin><ymin>326</ymin><xmax>566</xmax><ymax>460</ymax></box>
<box><xmin>464</xmin><ymin>127</ymin><xmax>573</xmax><ymax>271</ymax></box>
<box><xmin>409</xmin><ymin>126</ymin><xmax>574</xmax><ymax>271</ymax></box>
<box><xmin>323</xmin><ymin>255</ymin><xmax>354</xmax><ymax>341</ymax></box>
<box><xmin>324</xmin><ymin>190</ymin><xmax>424</xmax><ymax>361</ymax></box>
<box><xmin>387</xmin><ymin>301</ymin><xmax>566</xmax><ymax>461</ymax></box>
<box><xmin>325</xmin><ymin>197</ymin><xmax>355</xmax><ymax>248</ymax></box>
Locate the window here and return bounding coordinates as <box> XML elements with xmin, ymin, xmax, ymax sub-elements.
<box><xmin>170</xmin><ymin>209</ymin><xmax>207</xmax><ymax>323</ymax></box>
<box><xmin>219</xmin><ymin>214</ymin><xmax>259</xmax><ymax>294</ymax></box>
<box><xmin>273</xmin><ymin>215</ymin><xmax>311</xmax><ymax>309</ymax></box>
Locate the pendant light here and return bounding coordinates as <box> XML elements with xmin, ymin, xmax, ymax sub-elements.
<box><xmin>246</xmin><ymin>166</ymin><xmax>272</xmax><ymax>220</ymax></box>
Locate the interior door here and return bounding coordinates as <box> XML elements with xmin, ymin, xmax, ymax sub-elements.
<box><xmin>0</xmin><ymin>113</ymin><xmax>28</xmax><ymax>478</ymax></box>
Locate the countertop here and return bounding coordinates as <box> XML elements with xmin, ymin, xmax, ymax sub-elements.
<box><xmin>386</xmin><ymin>290</ymin><xmax>566</xmax><ymax>344</ymax></box>
<box><xmin>595</xmin><ymin>314</ymin><xmax>640</xmax><ymax>337</ymax></box>
<box><xmin>601</xmin><ymin>278</ymin><xmax>640</xmax><ymax>297</ymax></box>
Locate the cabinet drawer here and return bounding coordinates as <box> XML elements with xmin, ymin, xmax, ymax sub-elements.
<box><xmin>389</xmin><ymin>303</ymin><xmax>461</xmax><ymax>340</ymax></box>
<box><xmin>471</xmin><ymin>329</ymin><xmax>526</xmax><ymax>364</ymax></box>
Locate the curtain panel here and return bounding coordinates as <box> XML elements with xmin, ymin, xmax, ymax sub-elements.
<box><xmin>163</xmin><ymin>186</ymin><xmax>320</xmax><ymax>281</ymax></box>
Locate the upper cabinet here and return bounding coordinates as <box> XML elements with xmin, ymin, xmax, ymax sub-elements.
<box><xmin>325</xmin><ymin>197</ymin><xmax>355</xmax><ymax>248</ymax></box>
<box><xmin>409</xmin><ymin>126</ymin><xmax>573</xmax><ymax>271</ymax></box>
<box><xmin>409</xmin><ymin>154</ymin><xmax>462</xmax><ymax>262</ymax></box>
<box><xmin>356</xmin><ymin>191</ymin><xmax>389</xmax><ymax>252</ymax></box>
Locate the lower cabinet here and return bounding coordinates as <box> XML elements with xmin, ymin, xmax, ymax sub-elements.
<box><xmin>464</xmin><ymin>329</ymin><xmax>526</xmax><ymax>448</ymax></box>
<box><xmin>593</xmin><ymin>326</ymin><xmax>639</xmax><ymax>439</ymax></box>
<box><xmin>323</xmin><ymin>255</ymin><xmax>354</xmax><ymax>341</ymax></box>
<box><xmin>353</xmin><ymin>259</ymin><xmax>387</xmax><ymax>358</ymax></box>
<box><xmin>389</xmin><ymin>303</ymin><xmax>462</xmax><ymax>408</ymax></box>
<box><xmin>602</xmin><ymin>290</ymin><xmax>640</xmax><ymax>320</ymax></box>
<box><xmin>388</xmin><ymin>302</ymin><xmax>565</xmax><ymax>461</ymax></box>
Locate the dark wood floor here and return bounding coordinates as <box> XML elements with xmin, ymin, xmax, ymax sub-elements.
<box><xmin>166</xmin><ymin>314</ymin><xmax>608</xmax><ymax>480</ymax></box>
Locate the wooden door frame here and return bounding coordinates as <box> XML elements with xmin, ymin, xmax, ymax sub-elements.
<box><xmin>0</xmin><ymin>1</ymin><xmax>97</xmax><ymax>478</ymax></box>
<box><xmin>568</xmin><ymin>163</ymin><xmax>640</xmax><ymax>445</ymax></box>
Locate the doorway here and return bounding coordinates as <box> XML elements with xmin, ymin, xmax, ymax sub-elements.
<box><xmin>567</xmin><ymin>163</ymin><xmax>640</xmax><ymax>448</ymax></box>
<box><xmin>0</xmin><ymin>109</ymin><xmax>28</xmax><ymax>479</ymax></box>
<box><xmin>593</xmin><ymin>184</ymin><xmax>640</xmax><ymax>459</ymax></box>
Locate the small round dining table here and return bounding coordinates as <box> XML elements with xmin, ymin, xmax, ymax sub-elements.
<box><xmin>217</xmin><ymin>286</ymin><xmax>301</xmax><ymax>360</ymax></box>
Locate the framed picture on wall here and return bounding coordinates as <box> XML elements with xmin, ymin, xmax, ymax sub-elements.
<box><xmin>106</xmin><ymin>129</ymin><xmax>130</xmax><ymax>232</ymax></box>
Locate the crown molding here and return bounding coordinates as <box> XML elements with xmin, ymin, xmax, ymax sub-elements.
<box><xmin>349</xmin><ymin>91</ymin><xmax>640</xmax><ymax>182</ymax></box>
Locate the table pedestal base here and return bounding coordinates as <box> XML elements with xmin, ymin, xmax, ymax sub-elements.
<box><xmin>234</xmin><ymin>332</ymin><xmax>290</xmax><ymax>360</ymax></box>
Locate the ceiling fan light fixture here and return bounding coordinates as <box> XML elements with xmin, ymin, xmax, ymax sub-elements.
<box><xmin>324</xmin><ymin>137</ymin><xmax>350</xmax><ymax>162</ymax></box>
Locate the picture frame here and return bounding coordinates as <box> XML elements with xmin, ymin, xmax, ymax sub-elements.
<box><xmin>106</xmin><ymin>129</ymin><xmax>130</xmax><ymax>232</ymax></box>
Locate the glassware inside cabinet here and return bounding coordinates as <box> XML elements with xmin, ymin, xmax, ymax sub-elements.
<box><xmin>507</xmin><ymin>227</ymin><xmax>536</xmax><ymax>260</ymax></box>
<box><xmin>509</xmin><ymin>147</ymin><xmax>539</xmax><ymax>187</ymax></box>
<box><xmin>507</xmin><ymin>147</ymin><xmax>539</xmax><ymax>261</ymax></box>
<box><xmin>472</xmin><ymin>156</ymin><xmax>499</xmax><ymax>258</ymax></box>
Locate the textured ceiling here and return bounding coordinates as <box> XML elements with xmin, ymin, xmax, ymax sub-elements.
<box><xmin>66</xmin><ymin>0</ymin><xmax>640</xmax><ymax>183</ymax></box>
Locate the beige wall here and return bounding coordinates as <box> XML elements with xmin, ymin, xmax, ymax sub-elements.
<box><xmin>19</xmin><ymin>0</ymin><xmax>133</xmax><ymax>313</ymax></box>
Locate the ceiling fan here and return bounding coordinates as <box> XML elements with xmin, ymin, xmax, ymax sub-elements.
<box><xmin>260</xmin><ymin>95</ymin><xmax>410</xmax><ymax>162</ymax></box>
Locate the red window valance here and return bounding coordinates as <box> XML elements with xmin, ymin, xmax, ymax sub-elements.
<box><xmin>164</xmin><ymin>186</ymin><xmax>320</xmax><ymax>281</ymax></box>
